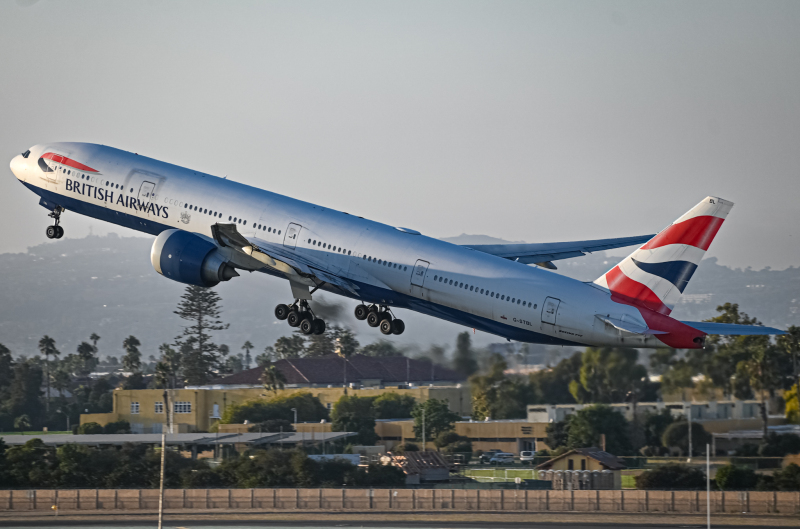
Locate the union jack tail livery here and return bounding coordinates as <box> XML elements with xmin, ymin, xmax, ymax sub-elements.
<box><xmin>594</xmin><ymin>196</ymin><xmax>734</xmax><ymax>315</ymax></box>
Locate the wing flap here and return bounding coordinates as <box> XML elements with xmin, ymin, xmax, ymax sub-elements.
<box><xmin>464</xmin><ymin>234</ymin><xmax>655</xmax><ymax>267</ymax></box>
<box><xmin>681</xmin><ymin>321</ymin><xmax>786</xmax><ymax>336</ymax></box>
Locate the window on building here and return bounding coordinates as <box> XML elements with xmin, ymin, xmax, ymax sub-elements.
<box><xmin>568</xmin><ymin>459</ymin><xmax>574</xmax><ymax>470</ymax></box>
<box><xmin>131</xmin><ymin>402</ymin><xmax>140</xmax><ymax>414</ymax></box>
<box><xmin>174</xmin><ymin>401</ymin><xmax>192</xmax><ymax>414</ymax></box>
<box><xmin>581</xmin><ymin>459</ymin><xmax>586</xmax><ymax>471</ymax></box>
<box><xmin>154</xmin><ymin>402</ymin><xmax>164</xmax><ymax>414</ymax></box>
<box><xmin>326</xmin><ymin>403</ymin><xmax>333</xmax><ymax>410</ymax></box>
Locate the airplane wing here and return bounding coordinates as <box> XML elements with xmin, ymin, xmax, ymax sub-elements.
<box><xmin>211</xmin><ymin>223</ymin><xmax>360</xmax><ymax>295</ymax></box>
<box><xmin>681</xmin><ymin>321</ymin><xmax>786</xmax><ymax>336</ymax></box>
<box><xmin>463</xmin><ymin>234</ymin><xmax>655</xmax><ymax>269</ymax></box>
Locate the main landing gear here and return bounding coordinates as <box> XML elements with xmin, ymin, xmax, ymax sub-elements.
<box><xmin>274</xmin><ymin>300</ymin><xmax>326</xmax><ymax>336</ymax></box>
<box><xmin>354</xmin><ymin>304</ymin><xmax>405</xmax><ymax>335</ymax></box>
<box><xmin>46</xmin><ymin>207</ymin><xmax>64</xmax><ymax>239</ymax></box>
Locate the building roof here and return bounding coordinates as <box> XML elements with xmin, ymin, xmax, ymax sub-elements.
<box><xmin>385</xmin><ymin>450</ymin><xmax>452</xmax><ymax>476</ymax></box>
<box><xmin>211</xmin><ymin>354</ymin><xmax>465</xmax><ymax>387</ymax></box>
<box><xmin>535</xmin><ymin>447</ymin><xmax>626</xmax><ymax>471</ymax></box>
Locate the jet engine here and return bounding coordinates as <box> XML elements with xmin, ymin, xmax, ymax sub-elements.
<box><xmin>151</xmin><ymin>229</ymin><xmax>239</xmax><ymax>287</ymax></box>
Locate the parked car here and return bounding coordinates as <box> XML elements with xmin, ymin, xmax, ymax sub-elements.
<box><xmin>489</xmin><ymin>452</ymin><xmax>515</xmax><ymax>466</ymax></box>
<box><xmin>479</xmin><ymin>449</ymin><xmax>503</xmax><ymax>464</ymax></box>
<box><xmin>519</xmin><ymin>450</ymin><xmax>535</xmax><ymax>465</ymax></box>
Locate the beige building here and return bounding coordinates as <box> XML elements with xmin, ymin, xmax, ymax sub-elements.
<box><xmin>81</xmin><ymin>385</ymin><xmax>471</xmax><ymax>433</ymax></box>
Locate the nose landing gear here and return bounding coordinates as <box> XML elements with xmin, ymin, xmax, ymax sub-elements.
<box><xmin>275</xmin><ymin>300</ymin><xmax>326</xmax><ymax>335</ymax></box>
<box><xmin>354</xmin><ymin>303</ymin><xmax>405</xmax><ymax>335</ymax></box>
<box><xmin>45</xmin><ymin>207</ymin><xmax>64</xmax><ymax>239</ymax></box>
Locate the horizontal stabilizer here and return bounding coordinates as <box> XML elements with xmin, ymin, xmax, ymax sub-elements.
<box><xmin>596</xmin><ymin>315</ymin><xmax>667</xmax><ymax>335</ymax></box>
<box><xmin>682</xmin><ymin>321</ymin><xmax>786</xmax><ymax>336</ymax></box>
<box><xmin>464</xmin><ymin>234</ymin><xmax>655</xmax><ymax>266</ymax></box>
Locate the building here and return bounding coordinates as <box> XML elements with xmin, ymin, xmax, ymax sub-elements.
<box><xmin>527</xmin><ymin>399</ymin><xmax>786</xmax><ymax>435</ymax></box>
<box><xmin>374</xmin><ymin>419</ymin><xmax>549</xmax><ymax>453</ymax></box>
<box><xmin>80</xmin><ymin>356</ymin><xmax>469</xmax><ymax>433</ymax></box>
<box><xmin>536</xmin><ymin>447</ymin><xmax>625</xmax><ymax>489</ymax></box>
<box><xmin>383</xmin><ymin>451</ymin><xmax>452</xmax><ymax>485</ymax></box>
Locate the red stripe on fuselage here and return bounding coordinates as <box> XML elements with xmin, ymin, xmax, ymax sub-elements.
<box><xmin>641</xmin><ymin>215</ymin><xmax>724</xmax><ymax>251</ymax></box>
<box><xmin>41</xmin><ymin>152</ymin><xmax>98</xmax><ymax>173</ymax></box>
<box><xmin>606</xmin><ymin>266</ymin><xmax>671</xmax><ymax>315</ymax></box>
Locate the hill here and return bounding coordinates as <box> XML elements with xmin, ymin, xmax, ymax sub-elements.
<box><xmin>0</xmin><ymin>234</ymin><xmax>796</xmax><ymax>359</ymax></box>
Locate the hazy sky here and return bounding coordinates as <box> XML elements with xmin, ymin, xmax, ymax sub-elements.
<box><xmin>2</xmin><ymin>1</ymin><xmax>799</xmax><ymax>269</ymax></box>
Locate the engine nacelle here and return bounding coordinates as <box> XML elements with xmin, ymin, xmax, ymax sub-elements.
<box><xmin>151</xmin><ymin>229</ymin><xmax>239</xmax><ymax>287</ymax></box>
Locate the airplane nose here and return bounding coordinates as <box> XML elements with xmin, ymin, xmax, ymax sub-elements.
<box><xmin>9</xmin><ymin>154</ymin><xmax>25</xmax><ymax>180</ymax></box>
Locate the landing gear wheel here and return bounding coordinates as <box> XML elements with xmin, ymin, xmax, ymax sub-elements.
<box><xmin>55</xmin><ymin>226</ymin><xmax>64</xmax><ymax>239</ymax></box>
<box><xmin>299</xmin><ymin>318</ymin><xmax>314</xmax><ymax>335</ymax></box>
<box><xmin>275</xmin><ymin>304</ymin><xmax>290</xmax><ymax>320</ymax></box>
<box><xmin>378</xmin><ymin>311</ymin><xmax>391</xmax><ymax>322</ymax></box>
<box><xmin>354</xmin><ymin>304</ymin><xmax>369</xmax><ymax>321</ymax></box>
<box><xmin>46</xmin><ymin>226</ymin><xmax>57</xmax><ymax>239</ymax></box>
<box><xmin>379</xmin><ymin>319</ymin><xmax>394</xmax><ymax>335</ymax></box>
<box><xmin>313</xmin><ymin>318</ymin><xmax>326</xmax><ymax>335</ymax></box>
<box><xmin>287</xmin><ymin>310</ymin><xmax>302</xmax><ymax>327</ymax></box>
<box><xmin>366</xmin><ymin>311</ymin><xmax>381</xmax><ymax>327</ymax></box>
<box><xmin>391</xmin><ymin>319</ymin><xmax>405</xmax><ymax>335</ymax></box>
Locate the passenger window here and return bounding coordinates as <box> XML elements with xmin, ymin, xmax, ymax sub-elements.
<box><xmin>404</xmin><ymin>266</ymin><xmax>407</xmax><ymax>271</ymax></box>
<box><xmin>449</xmin><ymin>280</ymin><xmax>453</xmax><ymax>285</ymax></box>
<box><xmin>348</xmin><ymin>251</ymin><xmax>351</xmax><ymax>256</ymax></box>
<box><xmin>434</xmin><ymin>275</ymin><xmax>438</xmax><ymax>281</ymax></box>
<box><xmin>533</xmin><ymin>304</ymin><xmax>537</xmax><ymax>309</ymax></box>
<box><xmin>470</xmin><ymin>286</ymin><xmax>474</xmax><ymax>291</ymax></box>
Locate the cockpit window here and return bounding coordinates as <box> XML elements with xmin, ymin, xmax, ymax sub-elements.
<box><xmin>37</xmin><ymin>158</ymin><xmax>53</xmax><ymax>172</ymax></box>
<box><xmin>21</xmin><ymin>150</ymin><xmax>30</xmax><ymax>159</ymax></box>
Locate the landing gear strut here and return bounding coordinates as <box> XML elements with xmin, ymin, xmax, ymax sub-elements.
<box><xmin>46</xmin><ymin>207</ymin><xmax>64</xmax><ymax>239</ymax></box>
<box><xmin>275</xmin><ymin>300</ymin><xmax>326</xmax><ymax>335</ymax></box>
<box><xmin>354</xmin><ymin>303</ymin><xmax>405</xmax><ymax>335</ymax></box>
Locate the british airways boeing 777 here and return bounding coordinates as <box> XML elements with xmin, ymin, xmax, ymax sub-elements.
<box><xmin>9</xmin><ymin>143</ymin><xmax>784</xmax><ymax>347</ymax></box>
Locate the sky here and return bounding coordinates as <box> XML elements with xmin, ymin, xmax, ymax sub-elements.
<box><xmin>1</xmin><ymin>0</ymin><xmax>799</xmax><ymax>270</ymax></box>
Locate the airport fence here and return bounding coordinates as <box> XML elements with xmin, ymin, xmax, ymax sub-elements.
<box><xmin>1</xmin><ymin>488</ymin><xmax>799</xmax><ymax>515</ymax></box>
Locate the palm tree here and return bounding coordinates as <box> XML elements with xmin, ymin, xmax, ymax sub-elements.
<box><xmin>38</xmin><ymin>335</ymin><xmax>60</xmax><ymax>413</ymax></box>
<box><xmin>262</xmin><ymin>364</ymin><xmax>286</xmax><ymax>394</ymax></box>
<box><xmin>241</xmin><ymin>341</ymin><xmax>254</xmax><ymax>369</ymax></box>
<box><xmin>122</xmin><ymin>336</ymin><xmax>142</xmax><ymax>373</ymax></box>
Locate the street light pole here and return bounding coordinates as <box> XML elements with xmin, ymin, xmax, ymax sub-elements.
<box><xmin>687</xmin><ymin>404</ymin><xmax>693</xmax><ymax>461</ymax></box>
<box><xmin>291</xmin><ymin>408</ymin><xmax>297</xmax><ymax>425</ymax></box>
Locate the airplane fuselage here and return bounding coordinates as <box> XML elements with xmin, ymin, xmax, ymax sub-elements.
<box><xmin>10</xmin><ymin>142</ymin><xmax>705</xmax><ymax>349</ymax></box>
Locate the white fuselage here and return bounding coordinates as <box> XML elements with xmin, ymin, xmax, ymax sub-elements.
<box><xmin>10</xmin><ymin>142</ymin><xmax>673</xmax><ymax>348</ymax></box>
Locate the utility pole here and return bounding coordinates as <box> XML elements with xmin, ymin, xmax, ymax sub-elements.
<box><xmin>706</xmin><ymin>443</ymin><xmax>711</xmax><ymax>529</ymax></box>
<box><xmin>422</xmin><ymin>406</ymin><xmax>426</xmax><ymax>452</ymax></box>
<box><xmin>157</xmin><ymin>389</ymin><xmax>170</xmax><ymax>529</ymax></box>
<box><xmin>687</xmin><ymin>404</ymin><xmax>693</xmax><ymax>460</ymax></box>
<box><xmin>292</xmin><ymin>407</ymin><xmax>298</xmax><ymax>425</ymax></box>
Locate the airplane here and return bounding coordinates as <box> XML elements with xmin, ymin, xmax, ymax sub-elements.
<box><xmin>9</xmin><ymin>143</ymin><xmax>784</xmax><ymax>349</ymax></box>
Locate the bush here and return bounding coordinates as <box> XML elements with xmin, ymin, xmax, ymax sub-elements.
<box><xmin>221</xmin><ymin>392</ymin><xmax>328</xmax><ymax>424</ymax></box>
<box><xmin>103</xmin><ymin>420</ymin><xmax>131</xmax><ymax>434</ymax></box>
<box><xmin>759</xmin><ymin>433</ymin><xmax>800</xmax><ymax>457</ymax></box>
<box><xmin>248</xmin><ymin>419</ymin><xmax>295</xmax><ymax>433</ymax></box>
<box><xmin>78</xmin><ymin>422</ymin><xmax>103</xmax><ymax>434</ymax></box>
<box><xmin>772</xmin><ymin>463</ymin><xmax>800</xmax><ymax>491</ymax></box>
<box><xmin>715</xmin><ymin>465</ymin><xmax>758</xmax><ymax>490</ymax></box>
<box><xmin>635</xmin><ymin>463</ymin><xmax>706</xmax><ymax>490</ymax></box>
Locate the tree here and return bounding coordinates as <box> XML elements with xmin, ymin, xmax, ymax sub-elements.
<box><xmin>256</xmin><ymin>348</ymin><xmax>273</xmax><ymax>367</ymax></box>
<box><xmin>528</xmin><ymin>352</ymin><xmax>582</xmax><ymax>404</ymax></box>
<box><xmin>4</xmin><ymin>361</ymin><xmax>44</xmax><ymax>428</ymax></box>
<box><xmin>545</xmin><ymin>419</ymin><xmax>571</xmax><ymax>451</ymax></box>
<box><xmin>373</xmin><ymin>393</ymin><xmax>416</xmax><ymax>419</ymax></box>
<box><xmin>635</xmin><ymin>463</ymin><xmax>706</xmax><ymax>490</ymax></box>
<box><xmin>360</xmin><ymin>340</ymin><xmax>403</xmax><ymax>357</ymax></box>
<box><xmin>566</xmin><ymin>404</ymin><xmax>633</xmax><ymax>455</ymax></box>
<box><xmin>331</xmin><ymin>395</ymin><xmax>378</xmax><ymax>445</ymax></box>
<box><xmin>14</xmin><ymin>414</ymin><xmax>31</xmax><ymax>432</ymax></box>
<box><xmin>76</xmin><ymin>340</ymin><xmax>98</xmax><ymax>379</ymax></box>
<box><xmin>262</xmin><ymin>364</ymin><xmax>287</xmax><ymax>394</ymax></box>
<box><xmin>332</xmin><ymin>327</ymin><xmax>359</xmax><ymax>357</ymax></box>
<box><xmin>742</xmin><ymin>342</ymin><xmax>785</xmax><ymax>437</ymax></box>
<box><xmin>715</xmin><ymin>464</ymin><xmax>758</xmax><ymax>490</ymax></box>
<box><xmin>37</xmin><ymin>335</ymin><xmax>60</xmax><ymax>412</ymax></box>
<box><xmin>241</xmin><ymin>341</ymin><xmax>254</xmax><ymax>369</ymax></box>
<box><xmin>452</xmin><ymin>332</ymin><xmax>478</xmax><ymax>377</ymax></box>
<box><xmin>174</xmin><ymin>285</ymin><xmax>230</xmax><ymax>385</ymax></box>
<box><xmin>154</xmin><ymin>343</ymin><xmax>182</xmax><ymax>389</ymax></box>
<box><xmin>641</xmin><ymin>409</ymin><xmax>675</xmax><ymax>449</ymax></box>
<box><xmin>412</xmin><ymin>398</ymin><xmax>460</xmax><ymax>443</ymax></box>
<box><xmin>0</xmin><ymin>343</ymin><xmax>13</xmax><ymax>391</ymax></box>
<box><xmin>470</xmin><ymin>354</ymin><xmax>533</xmax><ymax>420</ymax></box>
<box><xmin>78</xmin><ymin>422</ymin><xmax>104</xmax><ymax>434</ymax></box>
<box><xmin>273</xmin><ymin>335</ymin><xmax>306</xmax><ymax>359</ymax></box>
<box><xmin>662</xmin><ymin>421</ymin><xmax>711</xmax><ymax>456</ymax></box>
<box><xmin>569</xmin><ymin>347</ymin><xmax>647</xmax><ymax>404</ymax></box>
<box><xmin>220</xmin><ymin>392</ymin><xmax>328</xmax><ymax>424</ymax></box>
<box><xmin>121</xmin><ymin>336</ymin><xmax>142</xmax><ymax>373</ymax></box>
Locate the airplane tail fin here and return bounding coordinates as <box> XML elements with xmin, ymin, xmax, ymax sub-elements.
<box><xmin>594</xmin><ymin>196</ymin><xmax>734</xmax><ymax>315</ymax></box>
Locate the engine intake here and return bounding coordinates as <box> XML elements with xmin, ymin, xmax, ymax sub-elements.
<box><xmin>151</xmin><ymin>229</ymin><xmax>239</xmax><ymax>287</ymax></box>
